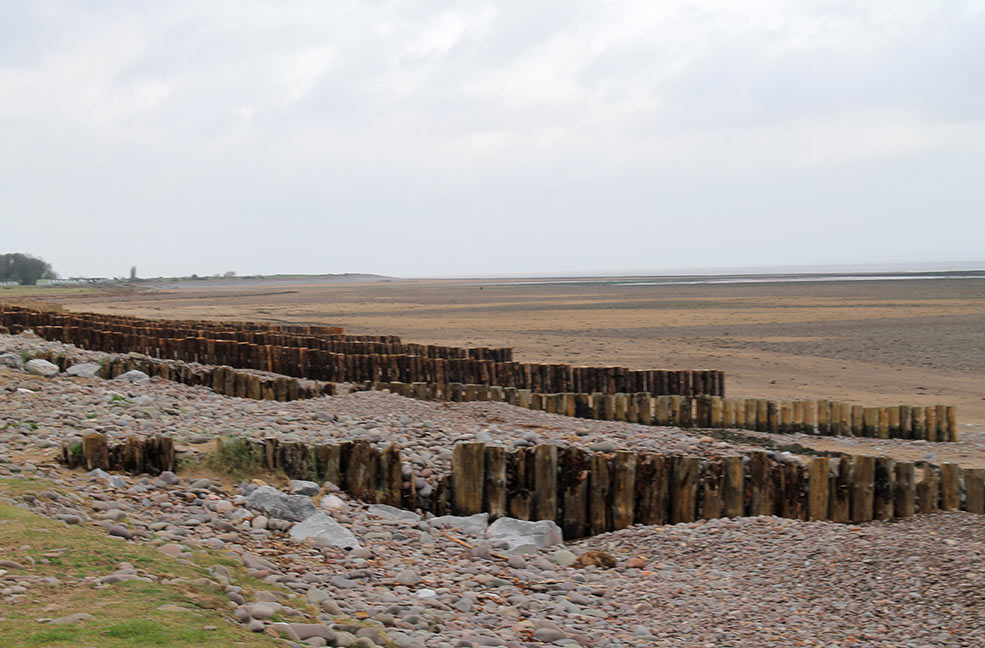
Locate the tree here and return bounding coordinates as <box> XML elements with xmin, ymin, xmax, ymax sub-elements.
<box><xmin>0</xmin><ymin>253</ymin><xmax>57</xmax><ymax>285</ymax></box>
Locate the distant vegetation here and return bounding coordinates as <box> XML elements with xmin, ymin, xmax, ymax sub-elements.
<box><xmin>0</xmin><ymin>253</ymin><xmax>57</xmax><ymax>285</ymax></box>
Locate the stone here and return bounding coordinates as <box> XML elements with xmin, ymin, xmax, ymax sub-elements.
<box><xmin>589</xmin><ymin>440</ymin><xmax>617</xmax><ymax>452</ymax></box>
<box><xmin>0</xmin><ymin>351</ymin><xmax>23</xmax><ymax>369</ymax></box>
<box><xmin>319</xmin><ymin>495</ymin><xmax>347</xmax><ymax>512</ymax></box>
<box><xmin>65</xmin><ymin>362</ymin><xmax>100</xmax><ymax>378</ymax></box>
<box><xmin>246</xmin><ymin>486</ymin><xmax>317</xmax><ymax>522</ymax></box>
<box><xmin>114</xmin><ymin>369</ymin><xmax>150</xmax><ymax>384</ymax></box>
<box><xmin>290</xmin><ymin>480</ymin><xmax>321</xmax><ymax>496</ymax></box>
<box><xmin>484</xmin><ymin>517</ymin><xmax>563</xmax><ymax>550</ymax></box>
<box><xmin>289</xmin><ymin>512</ymin><xmax>360</xmax><ymax>550</ymax></box>
<box><xmin>427</xmin><ymin>513</ymin><xmax>489</xmax><ymax>535</ymax></box>
<box><xmin>367</xmin><ymin>504</ymin><xmax>421</xmax><ymax>522</ymax></box>
<box><xmin>25</xmin><ymin>358</ymin><xmax>59</xmax><ymax>377</ymax></box>
<box><xmin>48</xmin><ymin>613</ymin><xmax>93</xmax><ymax>625</ymax></box>
<box><xmin>552</xmin><ymin>550</ymin><xmax>578</xmax><ymax>567</ymax></box>
<box><xmin>394</xmin><ymin>569</ymin><xmax>421</xmax><ymax>585</ymax></box>
<box><xmin>249</xmin><ymin>602</ymin><xmax>276</xmax><ymax>619</ymax></box>
<box><xmin>533</xmin><ymin>628</ymin><xmax>566</xmax><ymax>642</ymax></box>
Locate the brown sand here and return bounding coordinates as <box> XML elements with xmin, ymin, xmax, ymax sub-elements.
<box><xmin>43</xmin><ymin>275</ymin><xmax>985</xmax><ymax>432</ymax></box>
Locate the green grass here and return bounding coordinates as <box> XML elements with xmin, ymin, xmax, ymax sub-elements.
<box><xmin>201</xmin><ymin>438</ymin><xmax>266</xmax><ymax>481</ymax></box>
<box><xmin>0</xmin><ymin>479</ymin><xmax>284</xmax><ymax>648</ymax></box>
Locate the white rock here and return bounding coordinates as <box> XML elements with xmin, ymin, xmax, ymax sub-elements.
<box><xmin>289</xmin><ymin>512</ymin><xmax>360</xmax><ymax>550</ymax></box>
<box><xmin>25</xmin><ymin>358</ymin><xmax>59</xmax><ymax>377</ymax></box>
<box><xmin>484</xmin><ymin>517</ymin><xmax>563</xmax><ymax>550</ymax></box>
<box><xmin>319</xmin><ymin>494</ymin><xmax>346</xmax><ymax>511</ymax></box>
<box><xmin>114</xmin><ymin>369</ymin><xmax>150</xmax><ymax>384</ymax></box>
<box><xmin>65</xmin><ymin>362</ymin><xmax>100</xmax><ymax>378</ymax></box>
<box><xmin>428</xmin><ymin>513</ymin><xmax>489</xmax><ymax>535</ymax></box>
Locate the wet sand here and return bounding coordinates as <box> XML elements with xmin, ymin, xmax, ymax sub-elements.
<box><xmin>42</xmin><ymin>275</ymin><xmax>985</xmax><ymax>427</ymax></box>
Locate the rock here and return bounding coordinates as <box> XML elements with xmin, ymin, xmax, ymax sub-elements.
<box><xmin>319</xmin><ymin>494</ymin><xmax>346</xmax><ymax>512</ymax></box>
<box><xmin>280</xmin><ymin>623</ymin><xmax>338</xmax><ymax>642</ymax></box>
<box><xmin>367</xmin><ymin>504</ymin><xmax>421</xmax><ymax>522</ymax></box>
<box><xmin>108</xmin><ymin>525</ymin><xmax>133</xmax><ymax>540</ymax></box>
<box><xmin>65</xmin><ymin>362</ymin><xmax>100</xmax><ymax>378</ymax></box>
<box><xmin>427</xmin><ymin>513</ymin><xmax>489</xmax><ymax>535</ymax></box>
<box><xmin>245</xmin><ymin>486</ymin><xmax>317</xmax><ymax>522</ymax></box>
<box><xmin>114</xmin><ymin>369</ymin><xmax>150</xmax><ymax>384</ymax></box>
<box><xmin>394</xmin><ymin>569</ymin><xmax>421</xmax><ymax>585</ymax></box>
<box><xmin>589</xmin><ymin>440</ymin><xmax>617</xmax><ymax>452</ymax></box>
<box><xmin>25</xmin><ymin>358</ymin><xmax>59</xmax><ymax>377</ymax></box>
<box><xmin>574</xmin><ymin>550</ymin><xmax>616</xmax><ymax>569</ymax></box>
<box><xmin>48</xmin><ymin>613</ymin><xmax>93</xmax><ymax>625</ymax></box>
<box><xmin>87</xmin><ymin>468</ymin><xmax>110</xmax><ymax>479</ymax></box>
<box><xmin>249</xmin><ymin>602</ymin><xmax>276</xmax><ymax>619</ymax></box>
<box><xmin>0</xmin><ymin>351</ymin><xmax>24</xmax><ymax>369</ymax></box>
<box><xmin>533</xmin><ymin>628</ymin><xmax>566</xmax><ymax>642</ymax></box>
<box><xmin>289</xmin><ymin>512</ymin><xmax>360</xmax><ymax>550</ymax></box>
<box><xmin>290</xmin><ymin>480</ymin><xmax>321</xmax><ymax>496</ymax></box>
<box><xmin>552</xmin><ymin>550</ymin><xmax>578</xmax><ymax>567</ymax></box>
<box><xmin>484</xmin><ymin>517</ymin><xmax>563</xmax><ymax>550</ymax></box>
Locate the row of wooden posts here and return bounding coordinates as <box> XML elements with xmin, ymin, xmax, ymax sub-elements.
<box><xmin>1</xmin><ymin>306</ymin><xmax>724</xmax><ymax>397</ymax></box>
<box><xmin>62</xmin><ymin>434</ymin><xmax>983</xmax><ymax>539</ymax></box>
<box><xmin>373</xmin><ymin>381</ymin><xmax>959</xmax><ymax>441</ymax></box>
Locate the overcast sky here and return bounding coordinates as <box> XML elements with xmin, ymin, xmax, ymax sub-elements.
<box><xmin>2</xmin><ymin>1</ymin><xmax>984</xmax><ymax>278</ymax></box>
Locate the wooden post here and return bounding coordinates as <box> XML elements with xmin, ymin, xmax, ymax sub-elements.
<box><xmin>779</xmin><ymin>461</ymin><xmax>806</xmax><ymax>520</ymax></box>
<box><xmin>828</xmin><ymin>456</ymin><xmax>851</xmax><ymax>523</ymax></box>
<box><xmin>862</xmin><ymin>408</ymin><xmax>878</xmax><ymax>437</ymax></box>
<box><xmin>533</xmin><ymin>444</ymin><xmax>558</xmax><ymax>521</ymax></box>
<box><xmin>888</xmin><ymin>406</ymin><xmax>900</xmax><ymax>438</ymax></box>
<box><xmin>743</xmin><ymin>399</ymin><xmax>757</xmax><ymax>431</ymax></box>
<box><xmin>507</xmin><ymin>448</ymin><xmax>534</xmax><ymax>520</ymax></box>
<box><xmin>611</xmin><ymin>451</ymin><xmax>636</xmax><ymax>530</ymax></box>
<box><xmin>899</xmin><ymin>405</ymin><xmax>913</xmax><ymax>440</ymax></box>
<box><xmin>345</xmin><ymin>439</ymin><xmax>377</xmax><ymax>501</ymax></box>
<box><xmin>917</xmin><ymin>465</ymin><xmax>939</xmax><ymax>513</ymax></box>
<box><xmin>748</xmin><ymin>451</ymin><xmax>775</xmax><ymax>516</ymax></box>
<box><xmin>873</xmin><ymin>457</ymin><xmax>895</xmax><ymax>520</ymax></box>
<box><xmin>700</xmin><ymin>461</ymin><xmax>723</xmax><ymax>519</ymax></box>
<box><xmin>722</xmin><ymin>455</ymin><xmax>744</xmax><ymax>518</ymax></box>
<box><xmin>635</xmin><ymin>453</ymin><xmax>670</xmax><ymax>525</ymax></box>
<box><xmin>670</xmin><ymin>456</ymin><xmax>700</xmax><ymax>523</ymax></box>
<box><xmin>936</xmin><ymin>405</ymin><xmax>947</xmax><ymax>442</ymax></box>
<box><xmin>912</xmin><ymin>407</ymin><xmax>926</xmax><ymax>440</ymax></box>
<box><xmin>780</xmin><ymin>401</ymin><xmax>793</xmax><ymax>434</ymax></box>
<box><xmin>925</xmin><ymin>407</ymin><xmax>938</xmax><ymax>442</ymax></box>
<box><xmin>82</xmin><ymin>433</ymin><xmax>109</xmax><ymax>471</ymax></box>
<box><xmin>654</xmin><ymin>396</ymin><xmax>670</xmax><ymax>426</ymax></box>
<box><xmin>940</xmin><ymin>462</ymin><xmax>960</xmax><ymax>511</ymax></box>
<box><xmin>589</xmin><ymin>452</ymin><xmax>612</xmax><ymax>535</ymax></box>
<box><xmin>560</xmin><ymin>448</ymin><xmax>591</xmax><ymax>539</ymax></box>
<box><xmin>808</xmin><ymin>457</ymin><xmax>829</xmax><ymax>521</ymax></box>
<box><xmin>483</xmin><ymin>446</ymin><xmax>507</xmax><ymax>519</ymax></box>
<box><xmin>850</xmin><ymin>405</ymin><xmax>863</xmax><ymax>437</ymax></box>
<box><xmin>767</xmin><ymin>401</ymin><xmax>779</xmax><ymax>434</ymax></box>
<box><xmin>851</xmin><ymin>455</ymin><xmax>875</xmax><ymax>523</ymax></box>
<box><xmin>946</xmin><ymin>406</ymin><xmax>957</xmax><ymax>442</ymax></box>
<box><xmin>792</xmin><ymin>401</ymin><xmax>804</xmax><ymax>433</ymax></box>
<box><xmin>121</xmin><ymin>437</ymin><xmax>145</xmax><ymax>474</ymax></box>
<box><xmin>756</xmin><ymin>399</ymin><xmax>769</xmax><ymax>432</ymax></box>
<box><xmin>965</xmin><ymin>468</ymin><xmax>985</xmax><ymax>514</ymax></box>
<box><xmin>894</xmin><ymin>462</ymin><xmax>915</xmax><ymax>518</ymax></box>
<box><xmin>817</xmin><ymin>399</ymin><xmax>829</xmax><ymax>435</ymax></box>
<box><xmin>316</xmin><ymin>443</ymin><xmax>342</xmax><ymax>486</ymax></box>
<box><xmin>877</xmin><ymin>407</ymin><xmax>890</xmax><ymax>439</ymax></box>
<box><xmin>452</xmin><ymin>442</ymin><xmax>485</xmax><ymax>515</ymax></box>
<box><xmin>377</xmin><ymin>444</ymin><xmax>403</xmax><ymax>507</ymax></box>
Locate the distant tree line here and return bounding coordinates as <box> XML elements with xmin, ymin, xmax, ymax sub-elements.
<box><xmin>0</xmin><ymin>253</ymin><xmax>57</xmax><ymax>285</ymax></box>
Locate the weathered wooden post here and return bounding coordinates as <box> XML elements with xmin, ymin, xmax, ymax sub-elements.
<box><xmin>589</xmin><ymin>452</ymin><xmax>612</xmax><ymax>535</ymax></box>
<box><xmin>345</xmin><ymin>440</ymin><xmax>377</xmax><ymax>501</ymax></box>
<box><xmin>483</xmin><ymin>446</ymin><xmax>507</xmax><ymax>519</ymax></box>
<box><xmin>917</xmin><ymin>465</ymin><xmax>939</xmax><ymax>513</ymax></box>
<box><xmin>851</xmin><ymin>455</ymin><xmax>875</xmax><ymax>523</ymax></box>
<box><xmin>817</xmin><ymin>399</ymin><xmax>829</xmax><ymax>435</ymax></box>
<box><xmin>965</xmin><ymin>468</ymin><xmax>985</xmax><ymax>514</ymax></box>
<box><xmin>377</xmin><ymin>444</ymin><xmax>403</xmax><ymax>507</ymax></box>
<box><xmin>873</xmin><ymin>457</ymin><xmax>895</xmax><ymax>520</ymax></box>
<box><xmin>670</xmin><ymin>456</ymin><xmax>700</xmax><ymax>523</ymax></box>
<box><xmin>610</xmin><ymin>450</ymin><xmax>636</xmax><ymax>530</ymax></box>
<box><xmin>828</xmin><ymin>456</ymin><xmax>852</xmax><ymax>523</ymax></box>
<box><xmin>722</xmin><ymin>455</ymin><xmax>744</xmax><ymax>518</ymax></box>
<box><xmin>700</xmin><ymin>460</ymin><xmax>723</xmax><ymax>519</ymax></box>
<box><xmin>894</xmin><ymin>461</ymin><xmax>915</xmax><ymax>518</ymax></box>
<box><xmin>560</xmin><ymin>447</ymin><xmax>590</xmax><ymax>539</ymax></box>
<box><xmin>939</xmin><ymin>462</ymin><xmax>960</xmax><ymax>511</ymax></box>
<box><xmin>748</xmin><ymin>451</ymin><xmax>775</xmax><ymax>516</ymax></box>
<box><xmin>533</xmin><ymin>444</ymin><xmax>558</xmax><ymax>521</ymax></box>
<box><xmin>635</xmin><ymin>453</ymin><xmax>669</xmax><ymax>526</ymax></box>
<box><xmin>82</xmin><ymin>433</ymin><xmax>109</xmax><ymax>471</ymax></box>
<box><xmin>808</xmin><ymin>457</ymin><xmax>829</xmax><ymax>521</ymax></box>
<box><xmin>452</xmin><ymin>442</ymin><xmax>486</xmax><ymax>516</ymax></box>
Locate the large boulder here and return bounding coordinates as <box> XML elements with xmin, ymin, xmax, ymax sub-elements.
<box><xmin>289</xmin><ymin>512</ymin><xmax>360</xmax><ymax>550</ymax></box>
<box><xmin>25</xmin><ymin>358</ymin><xmax>59</xmax><ymax>377</ymax></box>
<box><xmin>114</xmin><ymin>369</ymin><xmax>150</xmax><ymax>384</ymax></box>
<box><xmin>65</xmin><ymin>362</ymin><xmax>100</xmax><ymax>378</ymax></box>
<box><xmin>484</xmin><ymin>517</ymin><xmax>563</xmax><ymax>551</ymax></box>
<box><xmin>0</xmin><ymin>351</ymin><xmax>24</xmax><ymax>370</ymax></box>
<box><xmin>245</xmin><ymin>485</ymin><xmax>317</xmax><ymax>522</ymax></box>
<box><xmin>428</xmin><ymin>513</ymin><xmax>489</xmax><ymax>535</ymax></box>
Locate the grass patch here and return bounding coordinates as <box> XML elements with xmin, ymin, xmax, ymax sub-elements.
<box><xmin>202</xmin><ymin>438</ymin><xmax>265</xmax><ymax>481</ymax></box>
<box><xmin>0</xmin><ymin>488</ymin><xmax>282</xmax><ymax>648</ymax></box>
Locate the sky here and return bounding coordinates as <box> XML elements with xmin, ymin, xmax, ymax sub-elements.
<box><xmin>2</xmin><ymin>1</ymin><xmax>984</xmax><ymax>279</ymax></box>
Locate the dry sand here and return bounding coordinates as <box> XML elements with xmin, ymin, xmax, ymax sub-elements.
<box><xmin>34</xmin><ymin>275</ymin><xmax>985</xmax><ymax>433</ymax></box>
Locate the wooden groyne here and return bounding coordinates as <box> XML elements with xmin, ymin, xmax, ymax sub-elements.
<box><xmin>64</xmin><ymin>435</ymin><xmax>984</xmax><ymax>539</ymax></box>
